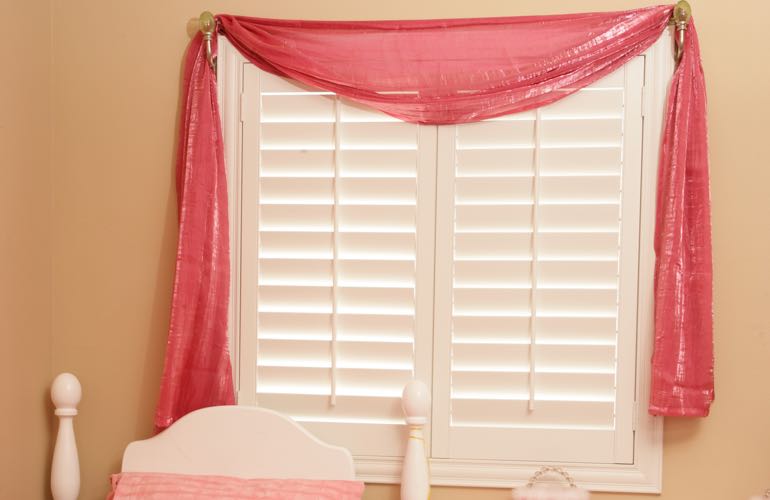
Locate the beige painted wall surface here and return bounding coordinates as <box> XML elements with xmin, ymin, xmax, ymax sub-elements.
<box><xmin>0</xmin><ymin>1</ymin><xmax>52</xmax><ymax>498</ymax></box>
<box><xmin>49</xmin><ymin>0</ymin><xmax>770</xmax><ymax>499</ymax></box>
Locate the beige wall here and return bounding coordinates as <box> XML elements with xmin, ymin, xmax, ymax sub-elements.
<box><xmin>43</xmin><ymin>0</ymin><xmax>770</xmax><ymax>499</ymax></box>
<box><xmin>0</xmin><ymin>1</ymin><xmax>52</xmax><ymax>498</ymax></box>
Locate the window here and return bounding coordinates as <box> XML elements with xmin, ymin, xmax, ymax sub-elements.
<box><xmin>218</xmin><ymin>31</ymin><xmax>673</xmax><ymax>493</ymax></box>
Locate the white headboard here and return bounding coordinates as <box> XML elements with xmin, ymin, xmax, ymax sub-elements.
<box><xmin>121</xmin><ymin>405</ymin><xmax>355</xmax><ymax>480</ymax></box>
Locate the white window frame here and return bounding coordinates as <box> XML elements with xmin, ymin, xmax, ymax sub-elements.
<box><xmin>217</xmin><ymin>29</ymin><xmax>674</xmax><ymax>493</ymax></box>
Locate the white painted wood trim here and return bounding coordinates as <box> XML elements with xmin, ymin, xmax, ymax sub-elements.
<box><xmin>216</xmin><ymin>31</ymin><xmax>673</xmax><ymax>492</ymax></box>
<box><xmin>51</xmin><ymin>373</ymin><xmax>82</xmax><ymax>500</ymax></box>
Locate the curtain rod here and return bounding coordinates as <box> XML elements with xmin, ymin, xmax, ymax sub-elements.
<box><xmin>196</xmin><ymin>1</ymin><xmax>692</xmax><ymax>73</ymax></box>
<box><xmin>199</xmin><ymin>11</ymin><xmax>217</xmax><ymax>73</ymax></box>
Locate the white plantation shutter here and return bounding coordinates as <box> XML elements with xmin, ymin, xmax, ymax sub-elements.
<box><xmin>237</xmin><ymin>65</ymin><xmax>436</xmax><ymax>457</ymax></box>
<box><xmin>431</xmin><ymin>58</ymin><xmax>645</xmax><ymax>463</ymax></box>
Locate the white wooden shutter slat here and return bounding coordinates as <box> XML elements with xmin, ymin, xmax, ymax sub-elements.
<box><xmin>257</xmin><ymin>394</ymin><xmax>404</xmax><ymax>422</ymax></box>
<box><xmin>540</xmin><ymin>89</ymin><xmax>624</xmax><ymax>118</ymax></box>
<box><xmin>259</xmin><ymin>259</ymin><xmax>333</xmax><ymax>285</ymax></box>
<box><xmin>534</xmin><ymin>317</ymin><xmax>617</xmax><ymax>344</ymax></box>
<box><xmin>257</xmin><ymin>339</ymin><xmax>413</xmax><ymax>369</ymax></box>
<box><xmin>259</xmin><ymin>177</ymin><xmax>332</xmax><ymax>204</ymax></box>
<box><xmin>454</xmin><ymin>261</ymin><xmax>532</xmax><ymax>287</ymax></box>
<box><xmin>539</xmin><ymin>146</ymin><xmax>621</xmax><ymax>175</ymax></box>
<box><xmin>456</xmin><ymin>121</ymin><xmax>534</xmax><ymax>149</ymax></box>
<box><xmin>538</xmin><ymin>204</ymin><xmax>620</xmax><ymax>232</ymax></box>
<box><xmin>455</xmin><ymin>205</ymin><xmax>532</xmax><ymax>232</ymax></box>
<box><xmin>258</xmin><ymin>285</ymin><xmax>415</xmax><ymax>314</ymax></box>
<box><xmin>337</xmin><ymin>233</ymin><xmax>416</xmax><ymax>260</ymax></box>
<box><xmin>259</xmin><ymin>235</ymin><xmax>418</xmax><ymax>267</ymax></box>
<box><xmin>453</xmin><ymin>261</ymin><xmax>619</xmax><ymax>289</ymax></box>
<box><xmin>259</xmin><ymin>177</ymin><xmax>418</xmax><ymax>205</ymax></box>
<box><xmin>540</xmin><ymin>117</ymin><xmax>622</xmax><ymax>146</ymax></box>
<box><xmin>453</xmin><ymin>288</ymin><xmax>531</xmax><ymax>314</ymax></box>
<box><xmin>455</xmin><ymin>177</ymin><xmax>533</xmax><ymax>204</ymax></box>
<box><xmin>261</xmin><ymin>123</ymin><xmax>335</xmax><ymax>150</ymax></box>
<box><xmin>260</xmin><ymin>205</ymin><xmax>417</xmax><ymax>232</ymax></box>
<box><xmin>257</xmin><ymin>312</ymin><xmax>415</xmax><ymax>342</ymax></box>
<box><xmin>538</xmin><ymin>232</ymin><xmax>621</xmax><ymax>260</ymax></box>
<box><xmin>260</xmin><ymin>205</ymin><xmax>333</xmax><ymax>231</ymax></box>
<box><xmin>452</xmin><ymin>343</ymin><xmax>614</xmax><ymax>373</ymax></box>
<box><xmin>450</xmin><ymin>400</ymin><xmax>614</xmax><ymax>428</ymax></box>
<box><xmin>446</xmin><ymin>427</ymin><xmax>616</xmax><ymax>463</ymax></box>
<box><xmin>338</xmin><ymin>205</ymin><xmax>417</xmax><ymax>232</ymax></box>
<box><xmin>538</xmin><ymin>261</ymin><xmax>618</xmax><ymax>288</ymax></box>
<box><xmin>340</xmin><ymin>122</ymin><xmax>418</xmax><ymax>149</ymax></box>
<box><xmin>259</xmin><ymin>233</ymin><xmax>333</xmax><ymax>258</ymax></box>
<box><xmin>539</xmin><ymin>175</ymin><xmax>621</xmax><ymax>203</ymax></box>
<box><xmin>535</xmin><ymin>289</ymin><xmax>618</xmax><ymax>316</ymax></box>
<box><xmin>451</xmin><ymin>316</ymin><xmax>617</xmax><ymax>345</ymax></box>
<box><xmin>260</xmin><ymin>150</ymin><xmax>334</xmax><ymax>177</ymax></box>
<box><xmin>339</xmin><ymin>150</ymin><xmax>418</xmax><ymax>177</ymax></box>
<box><xmin>261</xmin><ymin>94</ymin><xmax>335</xmax><ymax>122</ymax></box>
<box><xmin>454</xmin><ymin>233</ymin><xmax>532</xmax><ymax>259</ymax></box>
<box><xmin>452</xmin><ymin>316</ymin><xmax>530</xmax><ymax>342</ymax></box>
<box><xmin>452</xmin><ymin>371</ymin><xmax>615</xmax><ymax>401</ymax></box>
<box><xmin>454</xmin><ymin>286</ymin><xmax>617</xmax><ymax>317</ymax></box>
<box><xmin>338</xmin><ymin>178</ymin><xmax>417</xmax><ymax>205</ymax></box>
<box><xmin>257</xmin><ymin>366</ymin><xmax>411</xmax><ymax>396</ymax></box>
<box><xmin>337</xmin><ymin>286</ymin><xmax>415</xmax><ymax>314</ymax></box>
<box><xmin>456</xmin><ymin>149</ymin><xmax>534</xmax><ymax>177</ymax></box>
<box><xmin>336</xmin><ymin>260</ymin><xmax>416</xmax><ymax>287</ymax></box>
<box><xmin>337</xmin><ymin>314</ymin><xmax>416</xmax><ymax>341</ymax></box>
<box><xmin>258</xmin><ymin>286</ymin><xmax>333</xmax><ymax>313</ymax></box>
<box><xmin>257</xmin><ymin>312</ymin><xmax>331</xmax><ymax>340</ymax></box>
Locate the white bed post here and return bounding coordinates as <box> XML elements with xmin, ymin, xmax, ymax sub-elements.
<box><xmin>401</xmin><ymin>380</ymin><xmax>430</xmax><ymax>500</ymax></box>
<box><xmin>51</xmin><ymin>373</ymin><xmax>81</xmax><ymax>500</ymax></box>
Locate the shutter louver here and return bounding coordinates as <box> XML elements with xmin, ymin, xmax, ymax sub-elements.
<box><xmin>240</xmin><ymin>68</ymin><xmax>434</xmax><ymax>457</ymax></box>
<box><xmin>432</xmin><ymin>59</ymin><xmax>645</xmax><ymax>464</ymax></box>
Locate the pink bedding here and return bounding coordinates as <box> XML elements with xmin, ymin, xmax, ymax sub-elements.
<box><xmin>107</xmin><ymin>472</ymin><xmax>365</xmax><ymax>500</ymax></box>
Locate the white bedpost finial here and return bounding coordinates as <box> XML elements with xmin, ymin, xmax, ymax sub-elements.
<box><xmin>51</xmin><ymin>373</ymin><xmax>81</xmax><ymax>500</ymax></box>
<box><xmin>401</xmin><ymin>380</ymin><xmax>430</xmax><ymax>500</ymax></box>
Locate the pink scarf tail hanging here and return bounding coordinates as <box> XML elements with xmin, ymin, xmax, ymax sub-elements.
<box><xmin>155</xmin><ymin>33</ymin><xmax>234</xmax><ymax>432</ymax></box>
<box><xmin>155</xmin><ymin>4</ymin><xmax>713</xmax><ymax>428</ymax></box>
<box><xmin>649</xmin><ymin>25</ymin><xmax>714</xmax><ymax>416</ymax></box>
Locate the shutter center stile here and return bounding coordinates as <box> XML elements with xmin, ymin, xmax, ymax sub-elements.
<box><xmin>329</xmin><ymin>95</ymin><xmax>342</xmax><ymax>407</ymax></box>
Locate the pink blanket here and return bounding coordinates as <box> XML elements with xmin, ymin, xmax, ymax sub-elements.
<box><xmin>107</xmin><ymin>472</ymin><xmax>365</xmax><ymax>500</ymax></box>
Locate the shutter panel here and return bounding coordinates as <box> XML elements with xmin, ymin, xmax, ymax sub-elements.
<box><xmin>239</xmin><ymin>67</ymin><xmax>435</xmax><ymax>457</ymax></box>
<box><xmin>432</xmin><ymin>59</ymin><xmax>645</xmax><ymax>463</ymax></box>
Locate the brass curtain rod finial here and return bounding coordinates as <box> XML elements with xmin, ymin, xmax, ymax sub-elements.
<box><xmin>198</xmin><ymin>11</ymin><xmax>217</xmax><ymax>73</ymax></box>
<box><xmin>199</xmin><ymin>11</ymin><xmax>216</xmax><ymax>36</ymax></box>
<box><xmin>672</xmin><ymin>1</ymin><xmax>691</xmax><ymax>64</ymax></box>
<box><xmin>673</xmin><ymin>1</ymin><xmax>692</xmax><ymax>27</ymax></box>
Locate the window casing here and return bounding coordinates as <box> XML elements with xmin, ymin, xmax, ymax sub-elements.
<box><xmin>218</xmin><ymin>31</ymin><xmax>673</xmax><ymax>493</ymax></box>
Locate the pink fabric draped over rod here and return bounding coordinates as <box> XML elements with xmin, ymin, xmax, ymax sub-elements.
<box><xmin>155</xmin><ymin>4</ymin><xmax>713</xmax><ymax>430</ymax></box>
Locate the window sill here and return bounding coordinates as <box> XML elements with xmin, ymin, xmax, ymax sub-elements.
<box><xmin>354</xmin><ymin>415</ymin><xmax>662</xmax><ymax>493</ymax></box>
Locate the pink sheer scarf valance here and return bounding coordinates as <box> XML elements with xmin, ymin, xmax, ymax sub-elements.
<box><xmin>155</xmin><ymin>4</ymin><xmax>713</xmax><ymax>431</ymax></box>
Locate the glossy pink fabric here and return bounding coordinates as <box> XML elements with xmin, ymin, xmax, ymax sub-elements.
<box><xmin>107</xmin><ymin>473</ymin><xmax>365</xmax><ymax>499</ymax></box>
<box><xmin>649</xmin><ymin>26</ymin><xmax>713</xmax><ymax>416</ymax></box>
<box><xmin>155</xmin><ymin>33</ymin><xmax>234</xmax><ymax>432</ymax></box>
<box><xmin>156</xmin><ymin>5</ymin><xmax>713</xmax><ymax>427</ymax></box>
<box><xmin>218</xmin><ymin>6</ymin><xmax>672</xmax><ymax>124</ymax></box>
